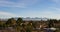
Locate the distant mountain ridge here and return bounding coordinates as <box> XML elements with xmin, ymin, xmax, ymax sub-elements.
<box><xmin>15</xmin><ymin>17</ymin><xmax>48</xmax><ymax>21</ymax></box>
<box><xmin>0</xmin><ymin>17</ymin><xmax>49</xmax><ymax>21</ymax></box>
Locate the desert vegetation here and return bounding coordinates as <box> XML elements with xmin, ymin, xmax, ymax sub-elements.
<box><xmin>0</xmin><ymin>18</ymin><xmax>60</xmax><ymax>32</ymax></box>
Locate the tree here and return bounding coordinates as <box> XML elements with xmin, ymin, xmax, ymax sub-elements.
<box><xmin>32</xmin><ymin>22</ymin><xmax>36</xmax><ymax>28</ymax></box>
<box><xmin>15</xmin><ymin>18</ymin><xmax>23</xmax><ymax>32</ymax></box>
<box><xmin>48</xmin><ymin>19</ymin><xmax>53</xmax><ymax>28</ymax></box>
<box><xmin>6</xmin><ymin>18</ymin><xmax>16</xmax><ymax>27</ymax></box>
<box><xmin>0</xmin><ymin>21</ymin><xmax>5</xmax><ymax>29</ymax></box>
<box><xmin>26</xmin><ymin>28</ymin><xmax>31</xmax><ymax>32</ymax></box>
<box><xmin>48</xmin><ymin>19</ymin><xmax>57</xmax><ymax>28</ymax></box>
<box><xmin>26</xmin><ymin>23</ymin><xmax>32</xmax><ymax>32</ymax></box>
<box><xmin>0</xmin><ymin>21</ymin><xmax>3</xmax><ymax>27</ymax></box>
<box><xmin>16</xmin><ymin>18</ymin><xmax>23</xmax><ymax>26</ymax></box>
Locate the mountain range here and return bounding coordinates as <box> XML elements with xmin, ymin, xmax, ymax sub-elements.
<box><xmin>0</xmin><ymin>17</ymin><xmax>49</xmax><ymax>21</ymax></box>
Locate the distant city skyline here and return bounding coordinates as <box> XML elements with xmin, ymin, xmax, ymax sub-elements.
<box><xmin>0</xmin><ymin>0</ymin><xmax>60</xmax><ymax>19</ymax></box>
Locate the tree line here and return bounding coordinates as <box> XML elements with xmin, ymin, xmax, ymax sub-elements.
<box><xmin>0</xmin><ymin>18</ymin><xmax>60</xmax><ymax>32</ymax></box>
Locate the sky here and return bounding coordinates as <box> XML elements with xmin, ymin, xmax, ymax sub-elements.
<box><xmin>0</xmin><ymin>0</ymin><xmax>60</xmax><ymax>19</ymax></box>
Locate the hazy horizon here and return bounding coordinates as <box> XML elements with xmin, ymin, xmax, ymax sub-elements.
<box><xmin>0</xmin><ymin>0</ymin><xmax>60</xmax><ymax>19</ymax></box>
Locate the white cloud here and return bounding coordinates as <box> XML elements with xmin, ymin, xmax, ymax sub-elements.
<box><xmin>0</xmin><ymin>0</ymin><xmax>25</xmax><ymax>8</ymax></box>
<box><xmin>49</xmin><ymin>7</ymin><xmax>60</xmax><ymax>12</ymax></box>
<box><xmin>40</xmin><ymin>10</ymin><xmax>60</xmax><ymax>19</ymax></box>
<box><xmin>44</xmin><ymin>7</ymin><xmax>60</xmax><ymax>19</ymax></box>
<box><xmin>23</xmin><ymin>8</ymin><xmax>60</xmax><ymax>19</ymax></box>
<box><xmin>0</xmin><ymin>0</ymin><xmax>39</xmax><ymax>8</ymax></box>
<box><xmin>0</xmin><ymin>11</ymin><xmax>18</xmax><ymax>18</ymax></box>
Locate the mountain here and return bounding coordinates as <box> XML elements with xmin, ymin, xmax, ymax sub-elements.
<box><xmin>22</xmin><ymin>17</ymin><xmax>48</xmax><ymax>21</ymax></box>
<box><xmin>14</xmin><ymin>17</ymin><xmax>48</xmax><ymax>21</ymax></box>
<box><xmin>0</xmin><ymin>17</ymin><xmax>49</xmax><ymax>21</ymax></box>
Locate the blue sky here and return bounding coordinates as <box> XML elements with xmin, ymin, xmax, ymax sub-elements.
<box><xmin>0</xmin><ymin>0</ymin><xmax>60</xmax><ymax>19</ymax></box>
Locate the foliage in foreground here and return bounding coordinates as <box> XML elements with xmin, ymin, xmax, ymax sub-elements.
<box><xmin>0</xmin><ymin>18</ymin><xmax>60</xmax><ymax>32</ymax></box>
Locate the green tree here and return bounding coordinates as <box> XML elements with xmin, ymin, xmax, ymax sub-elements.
<box><xmin>48</xmin><ymin>19</ymin><xmax>53</xmax><ymax>28</ymax></box>
<box><xmin>48</xmin><ymin>19</ymin><xmax>57</xmax><ymax>28</ymax></box>
<box><xmin>26</xmin><ymin>28</ymin><xmax>31</xmax><ymax>32</ymax></box>
<box><xmin>16</xmin><ymin>18</ymin><xmax>23</xmax><ymax>32</ymax></box>
<box><xmin>6</xmin><ymin>18</ymin><xmax>16</xmax><ymax>27</ymax></box>
<box><xmin>32</xmin><ymin>22</ymin><xmax>36</xmax><ymax>28</ymax></box>
<box><xmin>26</xmin><ymin>23</ymin><xmax>32</xmax><ymax>32</ymax></box>
<box><xmin>0</xmin><ymin>20</ymin><xmax>6</xmax><ymax>29</ymax></box>
<box><xmin>0</xmin><ymin>21</ymin><xmax>3</xmax><ymax>27</ymax></box>
<box><xmin>16</xmin><ymin>18</ymin><xmax>23</xmax><ymax>26</ymax></box>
